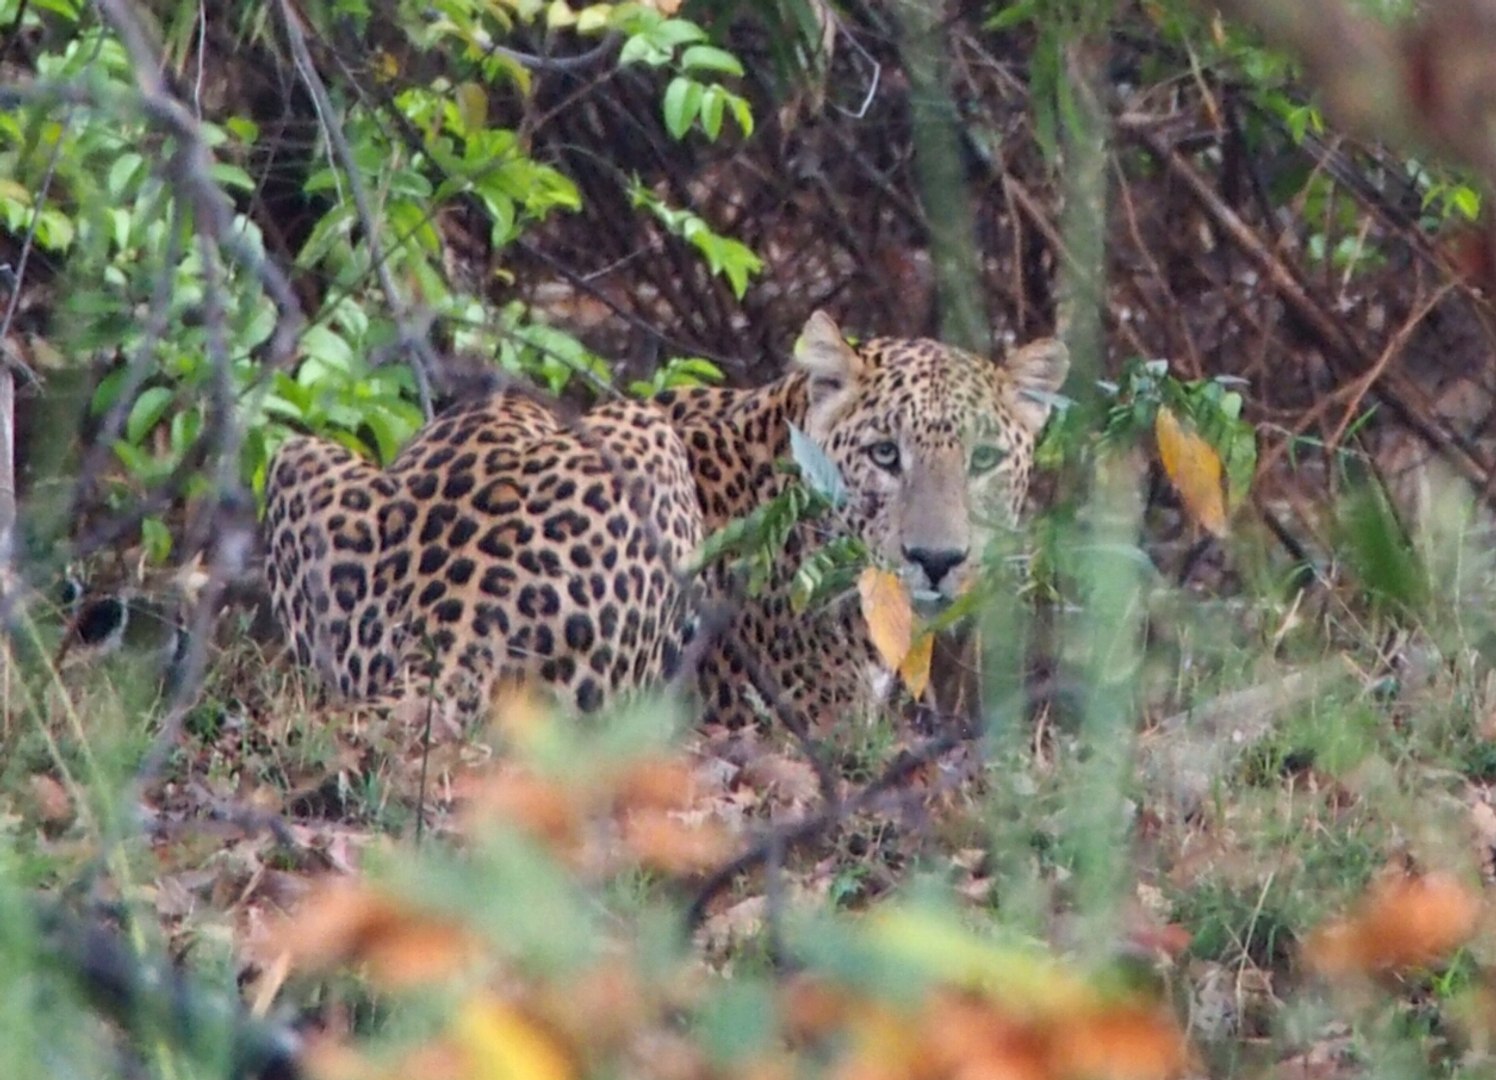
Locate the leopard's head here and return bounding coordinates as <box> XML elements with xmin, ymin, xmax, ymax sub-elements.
<box><xmin>795</xmin><ymin>311</ymin><xmax>1069</xmax><ymax>599</ymax></box>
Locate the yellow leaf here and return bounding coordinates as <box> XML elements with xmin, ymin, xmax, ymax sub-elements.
<box><xmin>1155</xmin><ymin>407</ymin><xmax>1227</xmax><ymax>536</ymax></box>
<box><xmin>371</xmin><ymin>50</ymin><xmax>400</xmax><ymax>83</ymax></box>
<box><xmin>575</xmin><ymin>5</ymin><xmax>614</xmax><ymax>33</ymax></box>
<box><xmin>455</xmin><ymin>994</ymin><xmax>574</xmax><ymax>1080</ymax></box>
<box><xmin>455</xmin><ymin>81</ymin><xmax>489</xmax><ymax>133</ymax></box>
<box><xmin>546</xmin><ymin>1</ymin><xmax>576</xmax><ymax>28</ymax></box>
<box><xmin>858</xmin><ymin>566</ymin><xmax>912</xmax><ymax>669</ymax></box>
<box><xmin>0</xmin><ymin>177</ymin><xmax>31</xmax><ymax>204</ymax></box>
<box><xmin>899</xmin><ymin>633</ymin><xmax>933</xmax><ymax>699</ymax></box>
<box><xmin>867</xmin><ymin>907</ymin><xmax>1092</xmax><ymax>1018</ymax></box>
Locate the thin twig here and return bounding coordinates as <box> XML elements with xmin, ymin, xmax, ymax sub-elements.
<box><xmin>276</xmin><ymin>0</ymin><xmax>439</xmax><ymax>416</ymax></box>
<box><xmin>685</xmin><ymin>727</ymin><xmax>964</xmax><ymax>929</ymax></box>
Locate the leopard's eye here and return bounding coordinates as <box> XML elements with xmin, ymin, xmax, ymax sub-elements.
<box><xmin>970</xmin><ymin>444</ymin><xmax>1006</xmax><ymax>475</ymax></box>
<box><xmin>867</xmin><ymin>440</ymin><xmax>901</xmax><ymax>472</ymax></box>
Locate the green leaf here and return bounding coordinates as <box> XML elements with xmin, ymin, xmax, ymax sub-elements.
<box><xmin>91</xmin><ymin>367</ymin><xmax>130</xmax><ymax>416</ymax></box>
<box><xmin>455</xmin><ymin>81</ymin><xmax>489</xmax><ymax>134</ymax></box>
<box><xmin>300</xmin><ymin>325</ymin><xmax>357</xmax><ymax>372</ymax></box>
<box><xmin>126</xmin><ymin>386</ymin><xmax>175</xmax><ymax>444</ymax></box>
<box><xmin>1453</xmin><ymin>185</ymin><xmax>1482</xmax><ymax>221</ymax></box>
<box><xmin>32</xmin><ymin>0</ymin><xmax>82</xmax><ymax>16</ymax></box>
<box><xmin>225</xmin><ymin>116</ymin><xmax>260</xmax><ymax>144</ymax></box>
<box><xmin>170</xmin><ymin>407</ymin><xmax>203</xmax><ymax>454</ymax></box>
<box><xmin>727</xmin><ymin>93</ymin><xmax>754</xmax><ymax>137</ymax></box>
<box><xmin>211</xmin><ymin>163</ymin><xmax>255</xmax><ymax>191</ymax></box>
<box><xmin>576</xmin><ymin>6</ymin><xmax>611</xmax><ymax>34</ymax></box>
<box><xmin>107</xmin><ymin>152</ymin><xmax>145</xmax><ymax>198</ymax></box>
<box><xmin>698</xmin><ymin>86</ymin><xmax>725</xmax><ymax>140</ymax></box>
<box><xmin>141</xmin><ymin>517</ymin><xmax>173</xmax><ymax>564</ymax></box>
<box><xmin>662</xmin><ymin>76</ymin><xmax>703</xmax><ymax>140</ymax></box>
<box><xmin>36</xmin><ymin>210</ymin><xmax>73</xmax><ymax>251</ymax></box>
<box><xmin>788</xmin><ymin>423</ymin><xmax>847</xmax><ymax>507</ymax></box>
<box><xmin>654</xmin><ymin>18</ymin><xmax>707</xmax><ymax>48</ymax></box>
<box><xmin>680</xmin><ymin>44</ymin><xmax>743</xmax><ymax>76</ymax></box>
<box><xmin>986</xmin><ymin>0</ymin><xmax>1041</xmax><ymax>30</ymax></box>
<box><xmin>1342</xmin><ymin>483</ymin><xmax>1427</xmax><ymax>614</ymax></box>
<box><xmin>619</xmin><ymin>34</ymin><xmax>668</xmax><ymax>67</ymax></box>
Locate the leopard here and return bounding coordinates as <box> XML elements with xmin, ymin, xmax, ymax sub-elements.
<box><xmin>655</xmin><ymin>311</ymin><xmax>1069</xmax><ymax>730</ymax></box>
<box><xmin>263</xmin><ymin>390</ymin><xmax>704</xmax><ymax>723</ymax></box>
<box><xmin>262</xmin><ymin>312</ymin><xmax>1068</xmax><ymax>731</ymax></box>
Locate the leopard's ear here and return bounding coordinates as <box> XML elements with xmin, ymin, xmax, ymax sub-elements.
<box><xmin>1005</xmin><ymin>337</ymin><xmax>1070</xmax><ymax>430</ymax></box>
<box><xmin>793</xmin><ymin>311</ymin><xmax>865</xmax><ymax>408</ymax></box>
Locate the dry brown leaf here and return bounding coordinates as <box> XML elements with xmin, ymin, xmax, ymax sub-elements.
<box><xmin>923</xmin><ymin>991</ymin><xmax>1050</xmax><ymax>1080</ymax></box>
<box><xmin>302</xmin><ymin>1035</ymin><xmax>388</xmax><ymax>1080</ymax></box>
<box><xmin>739</xmin><ymin>753</ymin><xmax>822</xmax><ymax>807</ymax></box>
<box><xmin>539</xmin><ymin>962</ymin><xmax>648</xmax><ymax>1052</ymax></box>
<box><xmin>248</xmin><ymin>950</ymin><xmax>292</xmax><ymax>1018</ymax></box>
<box><xmin>611</xmin><ymin>757</ymin><xmax>695</xmax><ymax>812</ymax></box>
<box><xmin>1155</xmin><ymin>406</ymin><xmax>1228</xmax><ymax>536</ymax></box>
<box><xmin>697</xmin><ymin>894</ymin><xmax>765</xmax><ymax>954</ymax></box>
<box><xmin>1305</xmin><ymin>871</ymin><xmax>1481</xmax><ymax>977</ymax></box>
<box><xmin>858</xmin><ymin>566</ymin><xmax>913</xmax><ymax>670</ymax></box>
<box><xmin>1051</xmin><ymin>1003</ymin><xmax>1195</xmax><ymax>1080</ymax></box>
<box><xmin>622</xmin><ymin>809</ymin><xmax>733</xmax><ymax>874</ymax></box>
<box><xmin>460</xmin><ymin>765</ymin><xmax>582</xmax><ymax>852</ymax></box>
<box><xmin>779</xmin><ymin>975</ymin><xmax>854</xmax><ymax>1042</ymax></box>
<box><xmin>29</xmin><ymin>773</ymin><xmax>72</xmax><ymax>824</ymax></box>
<box><xmin>898</xmin><ymin>633</ymin><xmax>934</xmax><ymax>699</ymax></box>
<box><xmin>487</xmin><ymin>680</ymin><xmax>557</xmax><ymax>751</ymax></box>
<box><xmin>270</xmin><ymin>880</ymin><xmax>473</xmax><ymax>989</ymax></box>
<box><xmin>1471</xmin><ymin>799</ymin><xmax>1496</xmax><ymax>849</ymax></box>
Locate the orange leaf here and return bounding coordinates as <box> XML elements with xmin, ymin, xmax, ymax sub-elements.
<box><xmin>611</xmin><ymin>757</ymin><xmax>696</xmax><ymax>812</ymax></box>
<box><xmin>271</xmin><ymin>881</ymin><xmax>473</xmax><ymax>989</ymax></box>
<box><xmin>1305</xmin><ymin>871</ymin><xmax>1481</xmax><ymax>977</ymax></box>
<box><xmin>839</xmin><ymin>1000</ymin><xmax>925</xmax><ymax>1080</ymax></box>
<box><xmin>923</xmin><ymin>992</ymin><xmax>1050</xmax><ymax>1080</ymax></box>
<box><xmin>538</xmin><ymin>962</ymin><xmax>648</xmax><ymax>1052</ymax></box>
<box><xmin>460</xmin><ymin>764</ymin><xmax>583</xmax><ymax>852</ymax></box>
<box><xmin>1051</xmin><ymin>1003</ymin><xmax>1194</xmax><ymax>1080</ymax></box>
<box><xmin>858</xmin><ymin>566</ymin><xmax>913</xmax><ymax>670</ymax></box>
<box><xmin>779</xmin><ymin>975</ymin><xmax>854</xmax><ymax>1042</ymax></box>
<box><xmin>899</xmin><ymin>633</ymin><xmax>933</xmax><ymax>699</ymax></box>
<box><xmin>1155</xmin><ymin>406</ymin><xmax>1227</xmax><ymax>536</ymax></box>
<box><xmin>622</xmin><ymin>809</ymin><xmax>733</xmax><ymax>874</ymax></box>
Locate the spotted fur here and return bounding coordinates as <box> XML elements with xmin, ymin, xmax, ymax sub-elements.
<box><xmin>263</xmin><ymin>392</ymin><xmax>702</xmax><ymax>721</ymax></box>
<box><xmin>263</xmin><ymin>314</ymin><xmax>1067</xmax><ymax>729</ymax></box>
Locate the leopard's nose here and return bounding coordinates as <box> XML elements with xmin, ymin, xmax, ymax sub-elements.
<box><xmin>902</xmin><ymin>545</ymin><xmax>968</xmax><ymax>589</ymax></box>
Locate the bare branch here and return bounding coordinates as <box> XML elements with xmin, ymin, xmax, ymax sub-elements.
<box><xmin>276</xmin><ymin>0</ymin><xmax>440</xmax><ymax>417</ymax></box>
